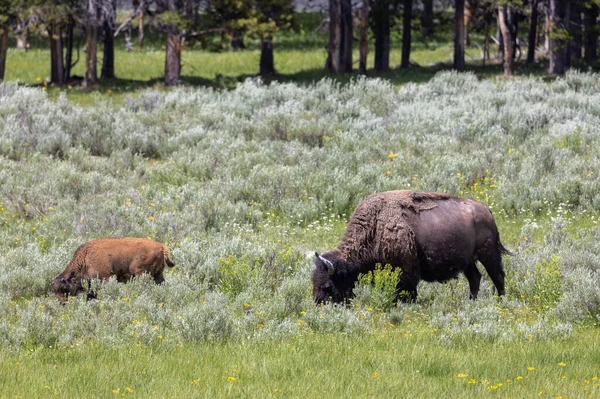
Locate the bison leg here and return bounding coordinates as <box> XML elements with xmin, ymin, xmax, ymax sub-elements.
<box><xmin>463</xmin><ymin>263</ymin><xmax>482</xmax><ymax>300</ymax></box>
<box><xmin>395</xmin><ymin>274</ymin><xmax>419</xmax><ymax>303</ymax></box>
<box><xmin>154</xmin><ymin>274</ymin><xmax>165</xmax><ymax>285</ymax></box>
<box><xmin>478</xmin><ymin>251</ymin><xmax>506</xmax><ymax>297</ymax></box>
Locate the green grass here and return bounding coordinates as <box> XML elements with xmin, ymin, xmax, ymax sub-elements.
<box><xmin>2</xmin><ymin>326</ymin><xmax>599</xmax><ymax>398</ymax></box>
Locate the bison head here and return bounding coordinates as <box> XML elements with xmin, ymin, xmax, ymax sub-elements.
<box><xmin>312</xmin><ymin>252</ymin><xmax>354</xmax><ymax>304</ymax></box>
<box><xmin>52</xmin><ymin>271</ymin><xmax>79</xmax><ymax>305</ymax></box>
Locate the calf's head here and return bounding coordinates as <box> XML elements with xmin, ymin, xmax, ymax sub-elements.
<box><xmin>52</xmin><ymin>271</ymin><xmax>79</xmax><ymax>305</ymax></box>
<box><xmin>311</xmin><ymin>252</ymin><xmax>353</xmax><ymax>304</ymax></box>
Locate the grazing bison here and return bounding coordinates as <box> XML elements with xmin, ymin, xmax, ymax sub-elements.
<box><xmin>52</xmin><ymin>238</ymin><xmax>175</xmax><ymax>305</ymax></box>
<box><xmin>312</xmin><ymin>190</ymin><xmax>511</xmax><ymax>304</ymax></box>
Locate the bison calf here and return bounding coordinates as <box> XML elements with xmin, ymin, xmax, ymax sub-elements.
<box><xmin>312</xmin><ymin>190</ymin><xmax>511</xmax><ymax>304</ymax></box>
<box><xmin>52</xmin><ymin>238</ymin><xmax>175</xmax><ymax>305</ymax></box>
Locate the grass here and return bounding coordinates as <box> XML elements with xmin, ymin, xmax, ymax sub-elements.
<box><xmin>2</xmin><ymin>327</ymin><xmax>599</xmax><ymax>398</ymax></box>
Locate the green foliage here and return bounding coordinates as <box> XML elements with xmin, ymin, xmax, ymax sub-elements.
<box><xmin>217</xmin><ymin>254</ymin><xmax>260</xmax><ymax>297</ymax></box>
<box><xmin>530</xmin><ymin>256</ymin><xmax>563</xmax><ymax>311</ymax></box>
<box><xmin>354</xmin><ymin>264</ymin><xmax>401</xmax><ymax>311</ymax></box>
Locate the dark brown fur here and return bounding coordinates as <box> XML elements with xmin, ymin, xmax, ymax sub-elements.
<box><xmin>312</xmin><ymin>191</ymin><xmax>510</xmax><ymax>304</ymax></box>
<box><xmin>52</xmin><ymin>238</ymin><xmax>175</xmax><ymax>304</ymax></box>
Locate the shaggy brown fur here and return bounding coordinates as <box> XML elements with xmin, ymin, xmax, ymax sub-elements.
<box><xmin>52</xmin><ymin>238</ymin><xmax>175</xmax><ymax>305</ymax></box>
<box><xmin>312</xmin><ymin>190</ymin><xmax>510</xmax><ymax>304</ymax></box>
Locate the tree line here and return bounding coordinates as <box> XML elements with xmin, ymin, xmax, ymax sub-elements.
<box><xmin>337</xmin><ymin>0</ymin><xmax>598</xmax><ymax>77</ymax></box>
<box><xmin>0</xmin><ymin>0</ymin><xmax>598</xmax><ymax>86</ymax></box>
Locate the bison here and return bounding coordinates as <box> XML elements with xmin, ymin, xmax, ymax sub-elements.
<box><xmin>312</xmin><ymin>190</ymin><xmax>511</xmax><ymax>304</ymax></box>
<box><xmin>52</xmin><ymin>238</ymin><xmax>175</xmax><ymax>305</ymax></box>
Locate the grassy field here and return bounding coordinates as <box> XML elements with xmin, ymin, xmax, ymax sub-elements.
<box><xmin>1</xmin><ymin>13</ymin><xmax>600</xmax><ymax>397</ymax></box>
<box><xmin>2</xmin><ymin>329</ymin><xmax>599</xmax><ymax>398</ymax></box>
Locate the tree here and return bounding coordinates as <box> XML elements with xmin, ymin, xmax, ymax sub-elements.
<box><xmin>208</xmin><ymin>0</ymin><xmax>253</xmax><ymax>49</ymax></box>
<box><xmin>569</xmin><ymin>2</ymin><xmax>583</xmax><ymax>61</ymax></box>
<box><xmin>454</xmin><ymin>0</ymin><xmax>465</xmax><ymax>70</ymax></box>
<box><xmin>83</xmin><ymin>0</ymin><xmax>100</xmax><ymax>88</ymax></box>
<box><xmin>327</xmin><ymin>0</ymin><xmax>341</xmax><ymax>72</ymax></box>
<box><xmin>101</xmin><ymin>0</ymin><xmax>116</xmax><ymax>79</ymax></box>
<box><xmin>498</xmin><ymin>3</ymin><xmax>514</xmax><ymax>76</ymax></box>
<box><xmin>132</xmin><ymin>0</ymin><xmax>145</xmax><ymax>48</ymax></box>
<box><xmin>340</xmin><ymin>0</ymin><xmax>352</xmax><ymax>72</ymax></box>
<box><xmin>359</xmin><ymin>0</ymin><xmax>368</xmax><ymax>73</ymax></box>
<box><xmin>526</xmin><ymin>0</ymin><xmax>539</xmax><ymax>64</ymax></box>
<box><xmin>156</xmin><ymin>0</ymin><xmax>186</xmax><ymax>86</ymax></box>
<box><xmin>400</xmin><ymin>0</ymin><xmax>412</xmax><ymax>68</ymax></box>
<box><xmin>372</xmin><ymin>0</ymin><xmax>391</xmax><ymax>71</ymax></box>
<box><xmin>0</xmin><ymin>0</ymin><xmax>17</xmax><ymax>81</ymax></box>
<box><xmin>327</xmin><ymin>0</ymin><xmax>352</xmax><ymax>73</ymax></box>
<box><xmin>422</xmin><ymin>0</ymin><xmax>434</xmax><ymax>37</ymax></box>
<box><xmin>583</xmin><ymin>2</ymin><xmax>598</xmax><ymax>63</ymax></box>
<box><xmin>247</xmin><ymin>0</ymin><xmax>294</xmax><ymax>76</ymax></box>
<box><xmin>548</xmin><ymin>0</ymin><xmax>567</xmax><ymax>75</ymax></box>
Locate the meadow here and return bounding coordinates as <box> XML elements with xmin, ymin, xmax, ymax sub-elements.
<box><xmin>1</xmin><ymin>71</ymin><xmax>600</xmax><ymax>397</ymax></box>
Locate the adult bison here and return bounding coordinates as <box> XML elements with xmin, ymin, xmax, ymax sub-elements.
<box><xmin>52</xmin><ymin>238</ymin><xmax>175</xmax><ymax>305</ymax></box>
<box><xmin>312</xmin><ymin>190</ymin><xmax>510</xmax><ymax>304</ymax></box>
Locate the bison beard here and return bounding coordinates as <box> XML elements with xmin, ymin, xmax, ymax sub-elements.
<box><xmin>312</xmin><ymin>190</ymin><xmax>511</xmax><ymax>304</ymax></box>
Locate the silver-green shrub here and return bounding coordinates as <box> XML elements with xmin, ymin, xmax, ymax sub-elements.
<box><xmin>2</xmin><ymin>72</ymin><xmax>600</xmax><ymax>348</ymax></box>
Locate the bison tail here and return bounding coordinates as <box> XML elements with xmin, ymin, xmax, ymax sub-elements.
<box><xmin>163</xmin><ymin>246</ymin><xmax>176</xmax><ymax>267</ymax></box>
<box><xmin>498</xmin><ymin>241</ymin><xmax>514</xmax><ymax>257</ymax></box>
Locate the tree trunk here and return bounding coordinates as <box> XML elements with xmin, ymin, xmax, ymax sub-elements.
<box><xmin>133</xmin><ymin>0</ymin><xmax>145</xmax><ymax>48</ymax></box>
<box><xmin>359</xmin><ymin>0</ymin><xmax>368</xmax><ymax>74</ymax></box>
<box><xmin>497</xmin><ymin>24</ymin><xmax>504</xmax><ymax>61</ymax></box>
<box><xmin>544</xmin><ymin>14</ymin><xmax>551</xmax><ymax>54</ymax></box>
<box><xmin>102</xmin><ymin>0</ymin><xmax>116</xmax><ymax>79</ymax></box>
<box><xmin>570</xmin><ymin>4</ymin><xmax>582</xmax><ymax>61</ymax></box>
<box><xmin>259</xmin><ymin>38</ymin><xmax>275</xmax><ymax>75</ymax></box>
<box><xmin>483</xmin><ymin>17</ymin><xmax>490</xmax><ymax>65</ymax></box>
<box><xmin>422</xmin><ymin>0</ymin><xmax>433</xmax><ymax>38</ymax></box>
<box><xmin>401</xmin><ymin>0</ymin><xmax>412</xmax><ymax>69</ymax></box>
<box><xmin>583</xmin><ymin>3</ymin><xmax>598</xmax><ymax>63</ymax></box>
<box><xmin>548</xmin><ymin>0</ymin><xmax>567</xmax><ymax>75</ymax></box>
<box><xmin>527</xmin><ymin>0</ymin><xmax>538</xmax><ymax>64</ymax></box>
<box><xmin>340</xmin><ymin>0</ymin><xmax>352</xmax><ymax>73</ymax></box>
<box><xmin>498</xmin><ymin>4</ymin><xmax>514</xmax><ymax>76</ymax></box>
<box><xmin>164</xmin><ymin>32</ymin><xmax>181</xmax><ymax>85</ymax></box>
<box><xmin>64</xmin><ymin>16</ymin><xmax>75</xmax><ymax>81</ymax></box>
<box><xmin>373</xmin><ymin>0</ymin><xmax>390</xmax><ymax>71</ymax></box>
<box><xmin>565</xmin><ymin>2</ymin><xmax>571</xmax><ymax>68</ymax></box>
<box><xmin>48</xmin><ymin>22</ymin><xmax>64</xmax><ymax>84</ymax></box>
<box><xmin>83</xmin><ymin>0</ymin><xmax>98</xmax><ymax>88</ymax></box>
<box><xmin>84</xmin><ymin>26</ymin><xmax>98</xmax><ymax>86</ymax></box>
<box><xmin>505</xmin><ymin>7</ymin><xmax>518</xmax><ymax>61</ymax></box>
<box><xmin>0</xmin><ymin>28</ymin><xmax>8</xmax><ymax>81</ymax></box>
<box><xmin>101</xmin><ymin>23</ymin><xmax>115</xmax><ymax>79</ymax></box>
<box><xmin>464</xmin><ymin>0</ymin><xmax>471</xmax><ymax>46</ymax></box>
<box><xmin>328</xmin><ymin>0</ymin><xmax>341</xmax><ymax>73</ymax></box>
<box><xmin>453</xmin><ymin>0</ymin><xmax>465</xmax><ymax>70</ymax></box>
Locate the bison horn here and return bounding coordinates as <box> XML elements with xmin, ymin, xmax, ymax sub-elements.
<box><xmin>316</xmin><ymin>253</ymin><xmax>335</xmax><ymax>276</ymax></box>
